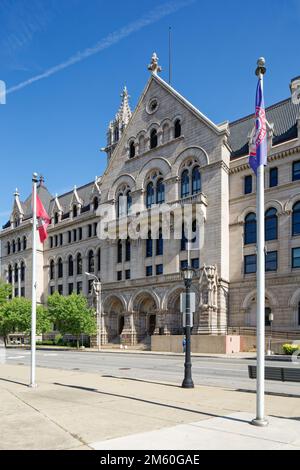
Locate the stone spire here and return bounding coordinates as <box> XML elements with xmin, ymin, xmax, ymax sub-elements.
<box><xmin>148</xmin><ymin>52</ymin><xmax>162</xmax><ymax>75</ymax></box>
<box><xmin>103</xmin><ymin>86</ymin><xmax>132</xmax><ymax>161</ymax></box>
<box><xmin>116</xmin><ymin>86</ymin><xmax>132</xmax><ymax>128</ymax></box>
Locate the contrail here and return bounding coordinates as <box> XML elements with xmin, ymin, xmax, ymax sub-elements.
<box><xmin>6</xmin><ymin>0</ymin><xmax>195</xmax><ymax>95</ymax></box>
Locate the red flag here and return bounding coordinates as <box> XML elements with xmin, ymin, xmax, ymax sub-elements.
<box><xmin>36</xmin><ymin>195</ymin><xmax>51</xmax><ymax>243</ymax></box>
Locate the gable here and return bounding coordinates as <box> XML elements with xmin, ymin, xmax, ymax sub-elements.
<box><xmin>100</xmin><ymin>74</ymin><xmax>229</xmax><ymax>199</ymax></box>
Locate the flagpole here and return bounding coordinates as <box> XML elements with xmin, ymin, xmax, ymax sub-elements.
<box><xmin>252</xmin><ymin>58</ymin><xmax>268</xmax><ymax>427</ymax></box>
<box><xmin>30</xmin><ymin>172</ymin><xmax>38</xmax><ymax>388</ymax></box>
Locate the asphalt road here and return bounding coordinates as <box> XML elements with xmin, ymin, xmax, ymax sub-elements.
<box><xmin>2</xmin><ymin>348</ymin><xmax>300</xmax><ymax>396</ymax></box>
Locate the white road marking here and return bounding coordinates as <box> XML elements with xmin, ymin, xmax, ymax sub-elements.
<box><xmin>7</xmin><ymin>356</ymin><xmax>25</xmax><ymax>360</ymax></box>
<box><xmin>42</xmin><ymin>353</ymin><xmax>58</xmax><ymax>357</ymax></box>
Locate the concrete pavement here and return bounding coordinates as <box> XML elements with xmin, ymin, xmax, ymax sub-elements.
<box><xmin>0</xmin><ymin>364</ymin><xmax>299</xmax><ymax>450</ymax></box>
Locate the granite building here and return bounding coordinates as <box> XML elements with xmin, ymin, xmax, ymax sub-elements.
<box><xmin>1</xmin><ymin>55</ymin><xmax>300</xmax><ymax>346</ymax></box>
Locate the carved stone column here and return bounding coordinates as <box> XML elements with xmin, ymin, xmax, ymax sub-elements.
<box><xmin>198</xmin><ymin>265</ymin><xmax>219</xmax><ymax>334</ymax></box>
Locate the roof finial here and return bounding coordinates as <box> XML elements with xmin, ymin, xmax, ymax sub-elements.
<box><xmin>39</xmin><ymin>175</ymin><xmax>45</xmax><ymax>187</ymax></box>
<box><xmin>148</xmin><ymin>52</ymin><xmax>162</xmax><ymax>75</ymax></box>
<box><xmin>14</xmin><ymin>188</ymin><xmax>19</xmax><ymax>197</ymax></box>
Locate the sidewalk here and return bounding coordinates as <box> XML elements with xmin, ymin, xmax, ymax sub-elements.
<box><xmin>0</xmin><ymin>364</ymin><xmax>299</xmax><ymax>450</ymax></box>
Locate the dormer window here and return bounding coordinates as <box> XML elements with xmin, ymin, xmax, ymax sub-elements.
<box><xmin>150</xmin><ymin>129</ymin><xmax>158</xmax><ymax>149</ymax></box>
<box><xmin>73</xmin><ymin>205</ymin><xmax>78</xmax><ymax>218</ymax></box>
<box><xmin>54</xmin><ymin>212</ymin><xmax>59</xmax><ymax>225</ymax></box>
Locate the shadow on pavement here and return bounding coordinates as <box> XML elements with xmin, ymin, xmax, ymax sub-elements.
<box><xmin>102</xmin><ymin>375</ymin><xmax>180</xmax><ymax>389</ymax></box>
<box><xmin>0</xmin><ymin>377</ymin><xmax>28</xmax><ymax>387</ymax></box>
<box><xmin>236</xmin><ymin>388</ymin><xmax>300</xmax><ymax>399</ymax></box>
<box><xmin>54</xmin><ymin>381</ymin><xmax>249</xmax><ymax>424</ymax></box>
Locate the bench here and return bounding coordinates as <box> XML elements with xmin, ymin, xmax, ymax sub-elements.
<box><xmin>248</xmin><ymin>365</ymin><xmax>300</xmax><ymax>383</ymax></box>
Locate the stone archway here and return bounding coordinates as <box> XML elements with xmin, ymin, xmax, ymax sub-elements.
<box><xmin>132</xmin><ymin>291</ymin><xmax>159</xmax><ymax>341</ymax></box>
<box><xmin>103</xmin><ymin>296</ymin><xmax>126</xmax><ymax>342</ymax></box>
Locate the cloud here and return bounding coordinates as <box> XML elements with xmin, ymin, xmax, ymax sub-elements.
<box><xmin>6</xmin><ymin>0</ymin><xmax>195</xmax><ymax>95</ymax></box>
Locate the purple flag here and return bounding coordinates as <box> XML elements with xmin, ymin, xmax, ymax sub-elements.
<box><xmin>249</xmin><ymin>78</ymin><xmax>267</xmax><ymax>174</ymax></box>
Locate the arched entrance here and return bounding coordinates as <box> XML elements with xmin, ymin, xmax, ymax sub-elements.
<box><xmin>132</xmin><ymin>291</ymin><xmax>159</xmax><ymax>341</ymax></box>
<box><xmin>103</xmin><ymin>296</ymin><xmax>125</xmax><ymax>342</ymax></box>
<box><xmin>246</xmin><ymin>298</ymin><xmax>273</xmax><ymax>327</ymax></box>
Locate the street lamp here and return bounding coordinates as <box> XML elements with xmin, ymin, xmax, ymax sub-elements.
<box><xmin>181</xmin><ymin>265</ymin><xmax>195</xmax><ymax>389</ymax></box>
<box><xmin>267</xmin><ymin>312</ymin><xmax>274</xmax><ymax>356</ymax></box>
<box><xmin>85</xmin><ymin>272</ymin><xmax>102</xmax><ymax>349</ymax></box>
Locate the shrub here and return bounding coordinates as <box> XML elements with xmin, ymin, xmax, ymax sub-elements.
<box><xmin>282</xmin><ymin>344</ymin><xmax>300</xmax><ymax>355</ymax></box>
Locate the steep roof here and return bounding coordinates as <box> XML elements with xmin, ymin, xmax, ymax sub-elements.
<box><xmin>229</xmin><ymin>97</ymin><xmax>300</xmax><ymax>158</ymax></box>
<box><xmin>48</xmin><ymin>180</ymin><xmax>97</xmax><ymax>216</ymax></box>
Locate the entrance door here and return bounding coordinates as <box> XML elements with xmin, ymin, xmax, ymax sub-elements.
<box><xmin>118</xmin><ymin>316</ymin><xmax>125</xmax><ymax>335</ymax></box>
<box><xmin>148</xmin><ymin>315</ymin><xmax>156</xmax><ymax>336</ymax></box>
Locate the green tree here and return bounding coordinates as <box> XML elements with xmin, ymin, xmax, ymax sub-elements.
<box><xmin>0</xmin><ymin>298</ymin><xmax>51</xmax><ymax>347</ymax></box>
<box><xmin>48</xmin><ymin>293</ymin><xmax>97</xmax><ymax>349</ymax></box>
<box><xmin>0</xmin><ymin>279</ymin><xmax>12</xmax><ymax>307</ymax></box>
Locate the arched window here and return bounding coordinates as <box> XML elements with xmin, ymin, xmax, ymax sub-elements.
<box><xmin>77</xmin><ymin>254</ymin><xmax>82</xmax><ymax>275</ymax></box>
<box><xmin>156</xmin><ymin>228</ymin><xmax>163</xmax><ymax>256</ymax></box>
<box><xmin>12</xmin><ymin>240</ymin><xmax>16</xmax><ymax>253</ymax></box>
<box><xmin>93</xmin><ymin>197</ymin><xmax>99</xmax><ymax>211</ymax></box>
<box><xmin>181</xmin><ymin>223</ymin><xmax>187</xmax><ymax>251</ymax></box>
<box><xmin>88</xmin><ymin>251</ymin><xmax>95</xmax><ymax>273</ymax></box>
<box><xmin>265</xmin><ymin>208</ymin><xmax>278</xmax><ymax>241</ymax></box>
<box><xmin>117</xmin><ymin>240</ymin><xmax>122</xmax><ymax>263</ymax></box>
<box><xmin>244</xmin><ymin>213</ymin><xmax>257</xmax><ymax>245</ymax></box>
<box><xmin>54</xmin><ymin>212</ymin><xmax>59</xmax><ymax>224</ymax></box>
<box><xmin>23</xmin><ymin>236</ymin><xmax>27</xmax><ymax>250</ymax></box>
<box><xmin>17</xmin><ymin>238</ymin><xmax>21</xmax><ymax>252</ymax></box>
<box><xmin>68</xmin><ymin>256</ymin><xmax>74</xmax><ymax>277</ymax></box>
<box><xmin>174</xmin><ymin>119</ymin><xmax>181</xmax><ymax>138</ymax></box>
<box><xmin>292</xmin><ymin>201</ymin><xmax>300</xmax><ymax>236</ymax></box>
<box><xmin>73</xmin><ymin>205</ymin><xmax>78</xmax><ymax>218</ymax></box>
<box><xmin>146</xmin><ymin>182</ymin><xmax>155</xmax><ymax>208</ymax></box>
<box><xmin>181</xmin><ymin>170</ymin><xmax>190</xmax><ymax>198</ymax></box>
<box><xmin>50</xmin><ymin>260</ymin><xmax>55</xmax><ymax>280</ymax></box>
<box><xmin>125</xmin><ymin>238</ymin><xmax>131</xmax><ymax>262</ymax></box>
<box><xmin>192</xmin><ymin>166</ymin><xmax>201</xmax><ymax>195</ymax></box>
<box><xmin>8</xmin><ymin>265</ymin><xmax>12</xmax><ymax>284</ymax></box>
<box><xmin>127</xmin><ymin>191</ymin><xmax>132</xmax><ymax>214</ymax></box>
<box><xmin>129</xmin><ymin>141</ymin><xmax>135</xmax><ymax>158</ymax></box>
<box><xmin>57</xmin><ymin>258</ymin><xmax>63</xmax><ymax>278</ymax></box>
<box><xmin>146</xmin><ymin>231</ymin><xmax>153</xmax><ymax>258</ymax></box>
<box><xmin>97</xmin><ymin>249</ymin><xmax>101</xmax><ymax>272</ymax></box>
<box><xmin>150</xmin><ymin>129</ymin><xmax>158</xmax><ymax>149</ymax></box>
<box><xmin>21</xmin><ymin>262</ymin><xmax>25</xmax><ymax>282</ymax></box>
<box><xmin>14</xmin><ymin>264</ymin><xmax>18</xmax><ymax>283</ymax></box>
<box><xmin>7</xmin><ymin>242</ymin><xmax>10</xmax><ymax>255</ymax></box>
<box><xmin>156</xmin><ymin>179</ymin><xmax>165</xmax><ymax>204</ymax></box>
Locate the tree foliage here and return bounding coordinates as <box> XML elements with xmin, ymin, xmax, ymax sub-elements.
<box><xmin>0</xmin><ymin>297</ymin><xmax>50</xmax><ymax>346</ymax></box>
<box><xmin>0</xmin><ymin>279</ymin><xmax>12</xmax><ymax>307</ymax></box>
<box><xmin>48</xmin><ymin>293</ymin><xmax>97</xmax><ymax>348</ymax></box>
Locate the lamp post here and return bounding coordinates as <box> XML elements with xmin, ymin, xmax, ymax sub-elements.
<box><xmin>85</xmin><ymin>272</ymin><xmax>102</xmax><ymax>350</ymax></box>
<box><xmin>181</xmin><ymin>266</ymin><xmax>195</xmax><ymax>389</ymax></box>
<box><xmin>267</xmin><ymin>312</ymin><xmax>274</xmax><ymax>356</ymax></box>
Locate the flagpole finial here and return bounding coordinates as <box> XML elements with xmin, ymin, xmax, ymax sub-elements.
<box><xmin>32</xmin><ymin>172</ymin><xmax>38</xmax><ymax>182</ymax></box>
<box><xmin>256</xmin><ymin>57</ymin><xmax>266</xmax><ymax>77</ymax></box>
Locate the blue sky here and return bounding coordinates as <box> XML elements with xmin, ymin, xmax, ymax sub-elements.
<box><xmin>0</xmin><ymin>0</ymin><xmax>299</xmax><ymax>226</ymax></box>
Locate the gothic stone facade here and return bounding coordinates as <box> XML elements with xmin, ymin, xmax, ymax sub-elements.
<box><xmin>1</xmin><ymin>58</ymin><xmax>300</xmax><ymax>345</ymax></box>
